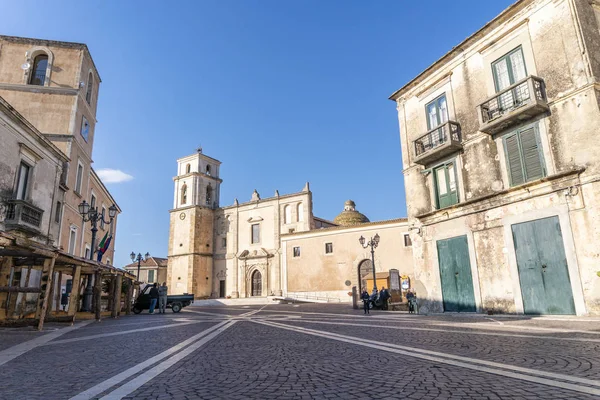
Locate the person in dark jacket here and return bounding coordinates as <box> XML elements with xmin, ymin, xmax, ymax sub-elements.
<box><xmin>380</xmin><ymin>286</ymin><xmax>390</xmax><ymax>310</ymax></box>
<box><xmin>149</xmin><ymin>283</ymin><xmax>159</xmax><ymax>314</ymax></box>
<box><xmin>361</xmin><ymin>289</ymin><xmax>371</xmax><ymax>315</ymax></box>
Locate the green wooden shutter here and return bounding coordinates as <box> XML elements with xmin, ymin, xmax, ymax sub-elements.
<box><xmin>504</xmin><ymin>133</ymin><xmax>525</xmax><ymax>186</ymax></box>
<box><xmin>520</xmin><ymin>127</ymin><xmax>544</xmax><ymax>182</ymax></box>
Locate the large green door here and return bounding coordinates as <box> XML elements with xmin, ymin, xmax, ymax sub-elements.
<box><xmin>512</xmin><ymin>216</ymin><xmax>575</xmax><ymax>315</ymax></box>
<box><xmin>437</xmin><ymin>235</ymin><xmax>477</xmax><ymax>312</ymax></box>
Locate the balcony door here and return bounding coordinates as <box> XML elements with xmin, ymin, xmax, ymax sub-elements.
<box><xmin>426</xmin><ymin>94</ymin><xmax>448</xmax><ymax>131</ymax></box>
<box><xmin>492</xmin><ymin>47</ymin><xmax>528</xmax><ymax>112</ymax></box>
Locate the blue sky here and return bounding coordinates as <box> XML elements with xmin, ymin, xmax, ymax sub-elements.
<box><xmin>2</xmin><ymin>0</ymin><xmax>514</xmax><ymax>268</ymax></box>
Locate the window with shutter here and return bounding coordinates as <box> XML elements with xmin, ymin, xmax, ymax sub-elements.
<box><xmin>433</xmin><ymin>161</ymin><xmax>459</xmax><ymax>209</ymax></box>
<box><xmin>503</xmin><ymin>125</ymin><xmax>545</xmax><ymax>187</ymax></box>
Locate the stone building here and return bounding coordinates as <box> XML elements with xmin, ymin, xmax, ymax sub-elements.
<box><xmin>389</xmin><ymin>0</ymin><xmax>600</xmax><ymax>315</ymax></box>
<box><xmin>124</xmin><ymin>256</ymin><xmax>168</xmax><ymax>286</ymax></box>
<box><xmin>0</xmin><ymin>36</ymin><xmax>129</xmax><ymax>325</ymax></box>
<box><xmin>168</xmin><ymin>149</ymin><xmax>415</xmax><ymax>301</ymax></box>
<box><xmin>0</xmin><ymin>35</ymin><xmax>120</xmax><ymax>264</ymax></box>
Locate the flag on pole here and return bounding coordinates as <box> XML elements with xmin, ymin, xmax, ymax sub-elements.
<box><xmin>97</xmin><ymin>232</ymin><xmax>112</xmax><ymax>262</ymax></box>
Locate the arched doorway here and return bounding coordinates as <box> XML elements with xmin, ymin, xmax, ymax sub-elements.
<box><xmin>251</xmin><ymin>270</ymin><xmax>262</xmax><ymax>296</ymax></box>
<box><xmin>358</xmin><ymin>259</ymin><xmax>372</xmax><ymax>293</ymax></box>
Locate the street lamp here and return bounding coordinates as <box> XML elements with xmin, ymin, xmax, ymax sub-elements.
<box><xmin>359</xmin><ymin>233</ymin><xmax>380</xmax><ymax>293</ymax></box>
<box><xmin>130</xmin><ymin>252</ymin><xmax>150</xmax><ymax>281</ymax></box>
<box><xmin>78</xmin><ymin>200</ymin><xmax>118</xmax><ymax>312</ymax></box>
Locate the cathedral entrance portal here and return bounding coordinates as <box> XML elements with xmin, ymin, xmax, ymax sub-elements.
<box><xmin>251</xmin><ymin>270</ymin><xmax>262</xmax><ymax>297</ymax></box>
<box><xmin>358</xmin><ymin>259</ymin><xmax>372</xmax><ymax>294</ymax></box>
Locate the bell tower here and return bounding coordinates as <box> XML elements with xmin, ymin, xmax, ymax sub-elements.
<box><xmin>167</xmin><ymin>148</ymin><xmax>222</xmax><ymax>296</ymax></box>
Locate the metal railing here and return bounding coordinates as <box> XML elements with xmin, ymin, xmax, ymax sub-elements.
<box><xmin>4</xmin><ymin>199</ymin><xmax>43</xmax><ymax>229</ymax></box>
<box><xmin>287</xmin><ymin>293</ymin><xmax>342</xmax><ymax>303</ymax></box>
<box><xmin>414</xmin><ymin>121</ymin><xmax>461</xmax><ymax>157</ymax></box>
<box><xmin>29</xmin><ymin>72</ymin><xmax>46</xmax><ymax>86</ymax></box>
<box><xmin>479</xmin><ymin>76</ymin><xmax>546</xmax><ymax>124</ymax></box>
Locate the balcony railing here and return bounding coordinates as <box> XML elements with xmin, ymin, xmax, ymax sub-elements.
<box><xmin>4</xmin><ymin>199</ymin><xmax>43</xmax><ymax>233</ymax></box>
<box><xmin>29</xmin><ymin>71</ymin><xmax>46</xmax><ymax>86</ymax></box>
<box><xmin>413</xmin><ymin>121</ymin><xmax>462</xmax><ymax>165</ymax></box>
<box><xmin>477</xmin><ymin>76</ymin><xmax>549</xmax><ymax>134</ymax></box>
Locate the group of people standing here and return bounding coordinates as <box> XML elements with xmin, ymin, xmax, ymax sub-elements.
<box><xmin>148</xmin><ymin>282</ymin><xmax>168</xmax><ymax>314</ymax></box>
<box><xmin>360</xmin><ymin>286</ymin><xmax>390</xmax><ymax>314</ymax></box>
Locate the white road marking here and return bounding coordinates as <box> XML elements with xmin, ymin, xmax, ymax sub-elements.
<box><xmin>46</xmin><ymin>320</ymin><xmax>208</xmax><ymax>346</ymax></box>
<box><xmin>255</xmin><ymin>320</ymin><xmax>600</xmax><ymax>396</ymax></box>
<box><xmin>285</xmin><ymin>318</ymin><xmax>600</xmax><ymax>343</ymax></box>
<box><xmin>98</xmin><ymin>321</ymin><xmax>236</xmax><ymax>400</ymax></box>
<box><xmin>183</xmin><ymin>309</ymin><xmax>234</xmax><ymax>318</ymax></box>
<box><xmin>69</xmin><ymin>320</ymin><xmax>232</xmax><ymax>400</ymax></box>
<box><xmin>0</xmin><ymin>320</ymin><xmax>94</xmax><ymax>367</ymax></box>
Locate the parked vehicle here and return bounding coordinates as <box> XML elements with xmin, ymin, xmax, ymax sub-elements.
<box><xmin>132</xmin><ymin>285</ymin><xmax>193</xmax><ymax>314</ymax></box>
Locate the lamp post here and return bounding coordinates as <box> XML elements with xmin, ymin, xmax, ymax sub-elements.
<box><xmin>78</xmin><ymin>200</ymin><xmax>117</xmax><ymax>312</ymax></box>
<box><xmin>130</xmin><ymin>252</ymin><xmax>150</xmax><ymax>281</ymax></box>
<box><xmin>359</xmin><ymin>233</ymin><xmax>380</xmax><ymax>292</ymax></box>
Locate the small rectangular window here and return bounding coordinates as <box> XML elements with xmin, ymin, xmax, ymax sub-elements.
<box><xmin>55</xmin><ymin>201</ymin><xmax>62</xmax><ymax>223</ymax></box>
<box><xmin>84</xmin><ymin>245</ymin><xmax>90</xmax><ymax>259</ymax></box>
<box><xmin>293</xmin><ymin>247</ymin><xmax>301</xmax><ymax>257</ymax></box>
<box><xmin>81</xmin><ymin>116</ymin><xmax>90</xmax><ymax>142</ymax></box>
<box><xmin>148</xmin><ymin>270</ymin><xmax>155</xmax><ymax>283</ymax></box>
<box><xmin>90</xmin><ymin>194</ymin><xmax>96</xmax><ymax>209</ymax></box>
<box><xmin>222</xmin><ymin>237</ymin><xmax>227</xmax><ymax>248</ymax></box>
<box><xmin>404</xmin><ymin>234</ymin><xmax>412</xmax><ymax>247</ymax></box>
<box><xmin>101</xmin><ymin>206</ymin><xmax>106</xmax><ymax>229</ymax></box>
<box><xmin>16</xmin><ymin>162</ymin><xmax>31</xmax><ymax>200</ymax></box>
<box><xmin>325</xmin><ymin>243</ymin><xmax>333</xmax><ymax>254</ymax></box>
<box><xmin>251</xmin><ymin>224</ymin><xmax>260</xmax><ymax>244</ymax></box>
<box><xmin>68</xmin><ymin>227</ymin><xmax>77</xmax><ymax>255</ymax></box>
<box><xmin>75</xmin><ymin>163</ymin><xmax>84</xmax><ymax>194</ymax></box>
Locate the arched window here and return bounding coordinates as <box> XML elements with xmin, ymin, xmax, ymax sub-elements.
<box><xmin>181</xmin><ymin>183</ymin><xmax>188</xmax><ymax>205</ymax></box>
<box><xmin>284</xmin><ymin>205</ymin><xmax>291</xmax><ymax>224</ymax></box>
<box><xmin>206</xmin><ymin>165</ymin><xmax>211</xmax><ymax>175</ymax></box>
<box><xmin>185</xmin><ymin>164</ymin><xmax>191</xmax><ymax>174</ymax></box>
<box><xmin>85</xmin><ymin>72</ymin><xmax>93</xmax><ymax>104</ymax></box>
<box><xmin>206</xmin><ymin>184</ymin><xmax>212</xmax><ymax>206</ymax></box>
<box><xmin>297</xmin><ymin>203</ymin><xmax>303</xmax><ymax>222</ymax></box>
<box><xmin>29</xmin><ymin>54</ymin><xmax>48</xmax><ymax>86</ymax></box>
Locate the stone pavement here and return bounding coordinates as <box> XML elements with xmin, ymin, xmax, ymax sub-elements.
<box><xmin>0</xmin><ymin>304</ymin><xmax>599</xmax><ymax>399</ymax></box>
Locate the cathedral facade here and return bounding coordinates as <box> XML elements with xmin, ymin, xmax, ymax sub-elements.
<box><xmin>167</xmin><ymin>149</ymin><xmax>415</xmax><ymax>301</ymax></box>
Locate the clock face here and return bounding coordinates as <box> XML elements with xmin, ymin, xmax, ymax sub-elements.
<box><xmin>179</xmin><ymin>212</ymin><xmax>186</xmax><ymax>220</ymax></box>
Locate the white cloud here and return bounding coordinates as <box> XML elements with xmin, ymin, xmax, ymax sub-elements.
<box><xmin>96</xmin><ymin>168</ymin><xmax>134</xmax><ymax>184</ymax></box>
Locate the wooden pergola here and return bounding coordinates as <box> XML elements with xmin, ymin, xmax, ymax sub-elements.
<box><xmin>0</xmin><ymin>231</ymin><xmax>138</xmax><ymax>330</ymax></box>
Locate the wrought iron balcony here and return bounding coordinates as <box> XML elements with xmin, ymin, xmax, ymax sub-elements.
<box><xmin>413</xmin><ymin>121</ymin><xmax>462</xmax><ymax>165</ymax></box>
<box><xmin>477</xmin><ymin>76</ymin><xmax>549</xmax><ymax>135</ymax></box>
<box><xmin>4</xmin><ymin>199</ymin><xmax>43</xmax><ymax>233</ymax></box>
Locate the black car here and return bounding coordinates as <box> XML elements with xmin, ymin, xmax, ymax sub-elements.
<box><xmin>132</xmin><ymin>285</ymin><xmax>194</xmax><ymax>314</ymax></box>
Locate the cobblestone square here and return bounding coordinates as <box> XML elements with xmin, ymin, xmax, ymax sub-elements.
<box><xmin>1</xmin><ymin>304</ymin><xmax>599</xmax><ymax>399</ymax></box>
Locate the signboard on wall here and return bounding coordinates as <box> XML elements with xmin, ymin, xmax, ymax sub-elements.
<box><xmin>401</xmin><ymin>275</ymin><xmax>410</xmax><ymax>290</ymax></box>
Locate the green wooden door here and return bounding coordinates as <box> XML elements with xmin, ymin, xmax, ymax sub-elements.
<box><xmin>437</xmin><ymin>235</ymin><xmax>477</xmax><ymax>312</ymax></box>
<box><xmin>434</xmin><ymin>162</ymin><xmax>459</xmax><ymax>209</ymax></box>
<box><xmin>512</xmin><ymin>216</ymin><xmax>575</xmax><ymax>315</ymax></box>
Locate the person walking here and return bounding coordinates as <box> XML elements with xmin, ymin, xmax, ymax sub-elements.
<box><xmin>158</xmin><ymin>282</ymin><xmax>168</xmax><ymax>314</ymax></box>
<box><xmin>380</xmin><ymin>286</ymin><xmax>390</xmax><ymax>310</ymax></box>
<box><xmin>149</xmin><ymin>283</ymin><xmax>159</xmax><ymax>314</ymax></box>
<box><xmin>361</xmin><ymin>289</ymin><xmax>371</xmax><ymax>314</ymax></box>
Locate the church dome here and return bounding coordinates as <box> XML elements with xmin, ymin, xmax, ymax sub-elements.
<box><xmin>333</xmin><ymin>200</ymin><xmax>370</xmax><ymax>226</ymax></box>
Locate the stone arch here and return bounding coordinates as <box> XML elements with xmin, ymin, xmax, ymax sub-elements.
<box><xmin>24</xmin><ymin>46</ymin><xmax>54</xmax><ymax>86</ymax></box>
<box><xmin>85</xmin><ymin>70</ymin><xmax>94</xmax><ymax>104</ymax></box>
<box><xmin>357</xmin><ymin>259</ymin><xmax>372</xmax><ymax>294</ymax></box>
<box><xmin>296</xmin><ymin>202</ymin><xmax>303</xmax><ymax>222</ymax></box>
<box><xmin>353</xmin><ymin>252</ymin><xmax>382</xmax><ymax>293</ymax></box>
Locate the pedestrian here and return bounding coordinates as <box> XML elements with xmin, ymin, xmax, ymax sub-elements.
<box><xmin>158</xmin><ymin>282</ymin><xmax>168</xmax><ymax>314</ymax></box>
<box><xmin>60</xmin><ymin>289</ymin><xmax>69</xmax><ymax>312</ymax></box>
<box><xmin>380</xmin><ymin>286</ymin><xmax>390</xmax><ymax>310</ymax></box>
<box><xmin>407</xmin><ymin>290</ymin><xmax>417</xmax><ymax>314</ymax></box>
<box><xmin>361</xmin><ymin>289</ymin><xmax>370</xmax><ymax>314</ymax></box>
<box><xmin>149</xmin><ymin>283</ymin><xmax>159</xmax><ymax>314</ymax></box>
